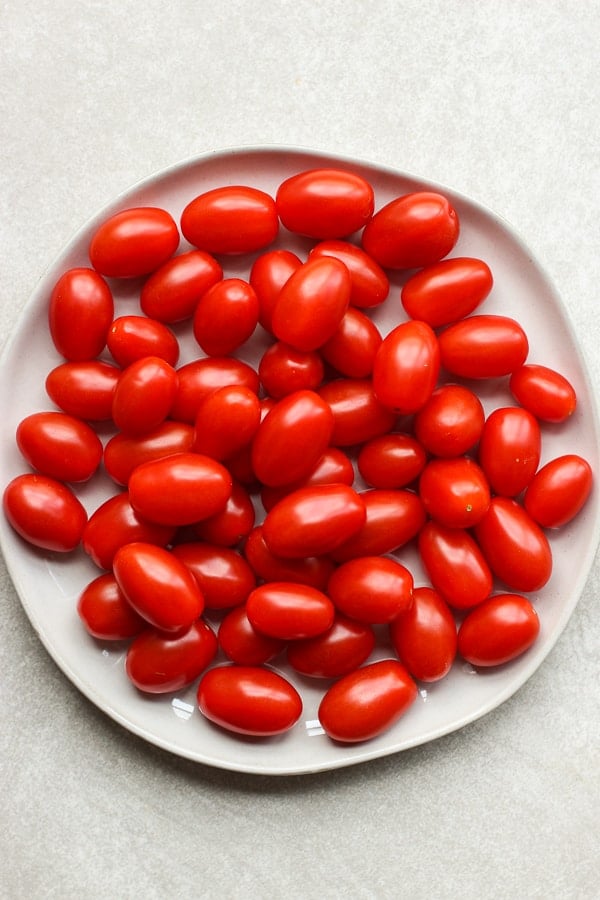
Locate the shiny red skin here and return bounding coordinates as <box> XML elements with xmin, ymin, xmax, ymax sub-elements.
<box><xmin>190</xmin><ymin>479</ymin><xmax>255</xmax><ymax>547</ymax></box>
<box><xmin>126</xmin><ymin>620</ymin><xmax>218</xmax><ymax>693</ymax></box>
<box><xmin>192</xmin><ymin>277</ymin><xmax>259</xmax><ymax>356</ymax></box>
<box><xmin>276</xmin><ymin>168</ymin><xmax>374</xmax><ymax>239</ymax></box>
<box><xmin>49</xmin><ymin>267</ymin><xmax>114</xmax><ymax>361</ymax></box>
<box><xmin>327</xmin><ymin>556</ymin><xmax>414</xmax><ymax>624</ymax></box>
<box><xmin>419</xmin><ymin>457</ymin><xmax>491</xmax><ymax>529</ymax></box>
<box><xmin>3</xmin><ymin>473</ymin><xmax>87</xmax><ymax>552</ymax></box>
<box><xmin>258</xmin><ymin>342</ymin><xmax>325</xmax><ymax>398</ymax></box>
<box><xmin>309</xmin><ymin>239</ymin><xmax>389</xmax><ymax>308</ymax></box>
<box><xmin>318</xmin><ymin>378</ymin><xmax>397</xmax><ymax>446</ymax></box>
<box><xmin>318</xmin><ymin>659</ymin><xmax>418</xmax><ymax>743</ymax></box>
<box><xmin>82</xmin><ymin>491</ymin><xmax>176</xmax><ymax>570</ymax></box>
<box><xmin>401</xmin><ymin>257</ymin><xmax>493</xmax><ymax>327</ymax></box>
<box><xmin>390</xmin><ymin>586</ymin><xmax>457</xmax><ymax>682</ymax></box>
<box><xmin>218</xmin><ymin>605</ymin><xmax>286</xmax><ymax>665</ymax></box>
<box><xmin>140</xmin><ymin>249</ymin><xmax>223</xmax><ymax>323</ymax></box>
<box><xmin>372</xmin><ymin>320</ymin><xmax>440</xmax><ymax>414</ymax></box>
<box><xmin>77</xmin><ymin>572</ymin><xmax>146</xmax><ymax>640</ymax></box>
<box><xmin>418</xmin><ymin>521</ymin><xmax>493</xmax><ymax>610</ymax></box>
<box><xmin>103</xmin><ymin>421</ymin><xmax>195</xmax><ymax>486</ymax></box>
<box><xmin>45</xmin><ymin>360</ymin><xmax>120</xmax><ymax>421</ymax></box>
<box><xmin>320</xmin><ymin>307</ymin><xmax>383</xmax><ymax>378</ymax></box>
<box><xmin>197</xmin><ymin>665</ymin><xmax>303</xmax><ymax>736</ymax></box>
<box><xmin>331</xmin><ymin>489</ymin><xmax>426</xmax><ymax>562</ymax></box>
<box><xmin>89</xmin><ymin>206</ymin><xmax>180</xmax><ymax>278</ymax></box>
<box><xmin>170</xmin><ymin>357</ymin><xmax>259</xmax><ymax>424</ymax></box>
<box><xmin>438</xmin><ymin>315</ymin><xmax>529</xmax><ymax>378</ymax></box>
<box><xmin>249</xmin><ymin>249</ymin><xmax>302</xmax><ymax>332</ymax></box>
<box><xmin>357</xmin><ymin>433</ymin><xmax>427</xmax><ymax>489</ymax></box>
<box><xmin>112</xmin><ymin>356</ymin><xmax>178</xmax><ymax>436</ymax></box>
<box><xmin>172</xmin><ymin>542</ymin><xmax>256</xmax><ymax>610</ymax></box>
<box><xmin>478</xmin><ymin>407</ymin><xmax>541</xmax><ymax>497</ymax></box>
<box><xmin>193</xmin><ymin>385</ymin><xmax>261</xmax><ymax>460</ymax></box>
<box><xmin>287</xmin><ymin>614</ymin><xmax>376</xmax><ymax>678</ymax></box>
<box><xmin>413</xmin><ymin>384</ymin><xmax>485</xmax><ymax>458</ymax></box>
<box><xmin>246</xmin><ymin>582</ymin><xmax>335</xmax><ymax>640</ymax></box>
<box><xmin>509</xmin><ymin>364</ymin><xmax>577</xmax><ymax>423</ymax></box>
<box><xmin>106</xmin><ymin>315</ymin><xmax>180</xmax><ymax>368</ymax></box>
<box><xmin>243</xmin><ymin>526</ymin><xmax>335</xmax><ymax>591</ymax></box>
<box><xmin>457</xmin><ymin>594</ymin><xmax>540</xmax><ymax>667</ymax></box>
<box><xmin>524</xmin><ymin>454</ymin><xmax>593</xmax><ymax>528</ymax></box>
<box><xmin>181</xmin><ymin>185</ymin><xmax>278</xmax><ymax>255</ymax></box>
<box><xmin>260</xmin><ymin>447</ymin><xmax>355</xmax><ymax>512</ymax></box>
<box><xmin>16</xmin><ymin>411</ymin><xmax>103</xmax><ymax>483</ymax></box>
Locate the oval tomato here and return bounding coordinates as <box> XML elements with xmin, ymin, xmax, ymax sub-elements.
<box><xmin>249</xmin><ymin>249</ymin><xmax>302</xmax><ymax>332</ymax></box>
<box><xmin>77</xmin><ymin>572</ymin><xmax>146</xmax><ymax>640</ymax></box>
<box><xmin>319</xmin><ymin>307</ymin><xmax>382</xmax><ymax>378</ymax></box>
<box><xmin>45</xmin><ymin>360</ymin><xmax>120</xmax><ymax>421</ymax></box>
<box><xmin>192</xmin><ymin>278</ymin><xmax>259</xmax><ymax>356</ymax></box>
<box><xmin>418</xmin><ymin>457</ymin><xmax>491</xmax><ymax>529</ymax></box>
<box><xmin>243</xmin><ymin>526</ymin><xmax>335</xmax><ymax>591</ymax></box>
<box><xmin>331</xmin><ymin>489</ymin><xmax>426</xmax><ymax>562</ymax></box>
<box><xmin>106</xmin><ymin>315</ymin><xmax>180</xmax><ymax>368</ymax></box>
<box><xmin>89</xmin><ymin>206</ymin><xmax>180</xmax><ymax>278</ymax></box>
<box><xmin>418</xmin><ymin>520</ymin><xmax>493</xmax><ymax>610</ymax></box>
<box><xmin>140</xmin><ymin>249</ymin><xmax>223</xmax><ymax>323</ymax></box>
<box><xmin>478</xmin><ymin>407</ymin><xmax>541</xmax><ymax>497</ymax></box>
<box><xmin>170</xmin><ymin>357</ymin><xmax>259</xmax><ymax>424</ymax></box>
<box><xmin>16</xmin><ymin>411</ymin><xmax>103</xmax><ymax>482</ymax></box>
<box><xmin>524</xmin><ymin>454</ymin><xmax>593</xmax><ymax>528</ymax></box>
<box><xmin>193</xmin><ymin>385</ymin><xmax>261</xmax><ymax>460</ymax></box>
<box><xmin>3</xmin><ymin>473</ymin><xmax>87</xmax><ymax>552</ymax></box>
<box><xmin>401</xmin><ymin>257</ymin><xmax>493</xmax><ymax>326</ymax></box>
<box><xmin>309</xmin><ymin>239</ymin><xmax>389</xmax><ymax>308</ymax></box>
<box><xmin>48</xmin><ymin>267</ymin><xmax>114</xmax><ymax>361</ymax></box>
<box><xmin>318</xmin><ymin>377</ymin><xmax>397</xmax><ymax>446</ymax></box>
<box><xmin>372</xmin><ymin>320</ymin><xmax>440</xmax><ymax>414</ymax></box>
<box><xmin>190</xmin><ymin>479</ymin><xmax>255</xmax><ymax>546</ymax></box>
<box><xmin>438</xmin><ymin>315</ymin><xmax>529</xmax><ymax>378</ymax></box>
<box><xmin>509</xmin><ymin>363</ymin><xmax>577</xmax><ymax>423</ymax></box>
<box><xmin>357</xmin><ymin>433</ymin><xmax>427</xmax><ymax>489</ymax></box>
<box><xmin>327</xmin><ymin>556</ymin><xmax>414</xmax><ymax>624</ymax></box>
<box><xmin>287</xmin><ymin>614</ymin><xmax>376</xmax><ymax>678</ymax></box>
<box><xmin>413</xmin><ymin>383</ymin><xmax>485</xmax><ymax>457</ymax></box>
<box><xmin>103</xmin><ymin>421</ymin><xmax>195</xmax><ymax>486</ymax></box>
<box><xmin>112</xmin><ymin>356</ymin><xmax>178</xmax><ymax>436</ymax></box>
<box><xmin>457</xmin><ymin>593</ymin><xmax>540</xmax><ymax>667</ymax></box>
<box><xmin>390</xmin><ymin>586</ymin><xmax>457</xmax><ymax>682</ymax></box>
<box><xmin>246</xmin><ymin>582</ymin><xmax>335</xmax><ymax>640</ymax></box>
<box><xmin>82</xmin><ymin>491</ymin><xmax>176</xmax><ymax>570</ymax></box>
<box><xmin>126</xmin><ymin>619</ymin><xmax>217</xmax><ymax>693</ymax></box>
<box><xmin>276</xmin><ymin>168</ymin><xmax>374</xmax><ymax>239</ymax></box>
<box><xmin>218</xmin><ymin>605</ymin><xmax>287</xmax><ymax>665</ymax></box>
<box><xmin>258</xmin><ymin>341</ymin><xmax>324</xmax><ymax>398</ymax></box>
<box><xmin>181</xmin><ymin>185</ymin><xmax>278</xmax><ymax>255</ymax></box>
<box><xmin>172</xmin><ymin>541</ymin><xmax>256</xmax><ymax>610</ymax></box>
<box><xmin>260</xmin><ymin>447</ymin><xmax>355</xmax><ymax>512</ymax></box>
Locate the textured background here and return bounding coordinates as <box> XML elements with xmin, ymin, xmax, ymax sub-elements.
<box><xmin>1</xmin><ymin>2</ymin><xmax>599</xmax><ymax>898</ymax></box>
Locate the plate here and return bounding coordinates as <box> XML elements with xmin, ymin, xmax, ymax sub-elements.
<box><xmin>1</xmin><ymin>146</ymin><xmax>599</xmax><ymax>775</ymax></box>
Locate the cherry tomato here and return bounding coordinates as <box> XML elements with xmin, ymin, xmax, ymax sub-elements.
<box><xmin>3</xmin><ymin>473</ymin><xmax>87</xmax><ymax>552</ymax></box>
<box><xmin>140</xmin><ymin>249</ymin><xmax>223</xmax><ymax>323</ymax></box>
<box><xmin>413</xmin><ymin>383</ymin><xmax>485</xmax><ymax>457</ymax></box>
<box><xmin>82</xmin><ymin>491</ymin><xmax>176</xmax><ymax>570</ymax></box>
<box><xmin>276</xmin><ymin>168</ymin><xmax>374</xmax><ymax>239</ymax></box>
<box><xmin>327</xmin><ymin>556</ymin><xmax>414</xmax><ymax>624</ymax></box>
<box><xmin>126</xmin><ymin>619</ymin><xmax>217</xmax><ymax>693</ymax></box>
<box><xmin>170</xmin><ymin>357</ymin><xmax>259</xmax><ymax>424</ymax></box>
<box><xmin>509</xmin><ymin>364</ymin><xmax>577</xmax><ymax>423</ymax></box>
<box><xmin>218</xmin><ymin>605</ymin><xmax>286</xmax><ymax>665</ymax></box>
<box><xmin>193</xmin><ymin>385</ymin><xmax>261</xmax><ymax>460</ymax></box>
<box><xmin>243</xmin><ymin>526</ymin><xmax>335</xmax><ymax>591</ymax></box>
<box><xmin>390</xmin><ymin>586</ymin><xmax>457</xmax><ymax>682</ymax></box>
<box><xmin>193</xmin><ymin>278</ymin><xmax>259</xmax><ymax>356</ymax></box>
<box><xmin>418</xmin><ymin>520</ymin><xmax>493</xmax><ymax>610</ymax></box>
<box><xmin>474</xmin><ymin>497</ymin><xmax>552</xmax><ymax>592</ymax></box>
<box><xmin>246</xmin><ymin>582</ymin><xmax>335</xmax><ymax>640</ymax></box>
<box><xmin>172</xmin><ymin>541</ymin><xmax>255</xmax><ymax>610</ymax></box>
<box><xmin>309</xmin><ymin>239</ymin><xmax>389</xmax><ymax>308</ymax></box>
<box><xmin>319</xmin><ymin>307</ymin><xmax>383</xmax><ymax>378</ymax></box>
<box><xmin>258</xmin><ymin>342</ymin><xmax>325</xmax><ymax>398</ymax></box>
<box><xmin>331</xmin><ymin>489</ymin><xmax>426</xmax><ymax>562</ymax></box>
<box><xmin>181</xmin><ymin>185</ymin><xmax>278</xmax><ymax>255</ymax></box>
<box><xmin>45</xmin><ymin>360</ymin><xmax>120</xmax><ymax>421</ymax></box>
<box><xmin>361</xmin><ymin>191</ymin><xmax>459</xmax><ymax>270</ymax></box>
<box><xmin>190</xmin><ymin>479</ymin><xmax>256</xmax><ymax>546</ymax></box>
<box><xmin>438</xmin><ymin>315</ymin><xmax>529</xmax><ymax>378</ymax></box>
<box><xmin>260</xmin><ymin>447</ymin><xmax>355</xmax><ymax>512</ymax></box>
<box><xmin>287</xmin><ymin>614</ymin><xmax>376</xmax><ymax>678</ymax></box>
<box><xmin>262</xmin><ymin>484</ymin><xmax>366</xmax><ymax>559</ymax></box>
<box><xmin>372</xmin><ymin>320</ymin><xmax>440</xmax><ymax>414</ymax></box>
<box><xmin>401</xmin><ymin>257</ymin><xmax>493</xmax><ymax>327</ymax></box>
<box><xmin>249</xmin><ymin>249</ymin><xmax>302</xmax><ymax>332</ymax></box>
<box><xmin>478</xmin><ymin>407</ymin><xmax>541</xmax><ymax>497</ymax></box>
<box><xmin>16</xmin><ymin>411</ymin><xmax>103</xmax><ymax>483</ymax></box>
<box><xmin>106</xmin><ymin>315</ymin><xmax>180</xmax><ymax>368</ymax></box>
<box><xmin>128</xmin><ymin>452</ymin><xmax>232</xmax><ymax>527</ymax></box>
<box><xmin>48</xmin><ymin>267</ymin><xmax>114</xmax><ymax>361</ymax></box>
<box><xmin>457</xmin><ymin>594</ymin><xmax>540</xmax><ymax>667</ymax></box>
<box><xmin>318</xmin><ymin>377</ymin><xmax>397</xmax><ymax>446</ymax></box>
<box><xmin>318</xmin><ymin>659</ymin><xmax>417</xmax><ymax>743</ymax></box>
<box><xmin>112</xmin><ymin>356</ymin><xmax>178</xmax><ymax>436</ymax></box>
<box><xmin>419</xmin><ymin>457</ymin><xmax>491</xmax><ymax>529</ymax></box>
<box><xmin>103</xmin><ymin>421</ymin><xmax>195</xmax><ymax>486</ymax></box>
<box><xmin>524</xmin><ymin>454</ymin><xmax>593</xmax><ymax>528</ymax></box>
<box><xmin>197</xmin><ymin>665</ymin><xmax>303</xmax><ymax>736</ymax></box>
<box><xmin>89</xmin><ymin>206</ymin><xmax>180</xmax><ymax>278</ymax></box>
<box><xmin>357</xmin><ymin>433</ymin><xmax>427</xmax><ymax>489</ymax></box>
<box><xmin>77</xmin><ymin>572</ymin><xmax>146</xmax><ymax>640</ymax></box>
<box><xmin>272</xmin><ymin>256</ymin><xmax>351</xmax><ymax>352</ymax></box>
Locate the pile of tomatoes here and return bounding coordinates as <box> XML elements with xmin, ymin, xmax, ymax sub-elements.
<box><xmin>2</xmin><ymin>167</ymin><xmax>594</xmax><ymax>745</ymax></box>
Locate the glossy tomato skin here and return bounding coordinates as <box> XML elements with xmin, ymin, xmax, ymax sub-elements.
<box><xmin>89</xmin><ymin>206</ymin><xmax>180</xmax><ymax>278</ymax></box>
<box><xmin>3</xmin><ymin>473</ymin><xmax>87</xmax><ymax>552</ymax></box>
<box><xmin>197</xmin><ymin>665</ymin><xmax>303</xmax><ymax>736</ymax></box>
<box><xmin>106</xmin><ymin>315</ymin><xmax>180</xmax><ymax>368</ymax></box>
<box><xmin>413</xmin><ymin>383</ymin><xmax>485</xmax><ymax>457</ymax></box>
<box><xmin>170</xmin><ymin>357</ymin><xmax>259</xmax><ymax>424</ymax></box>
<box><xmin>478</xmin><ymin>407</ymin><xmax>541</xmax><ymax>497</ymax></box>
<box><xmin>246</xmin><ymin>582</ymin><xmax>335</xmax><ymax>640</ymax></box>
<box><xmin>372</xmin><ymin>320</ymin><xmax>440</xmax><ymax>414</ymax></box>
<box><xmin>171</xmin><ymin>541</ymin><xmax>256</xmax><ymax>610</ymax></box>
<box><xmin>258</xmin><ymin>341</ymin><xmax>324</xmax><ymax>398</ymax></box>
<box><xmin>287</xmin><ymin>614</ymin><xmax>376</xmax><ymax>678</ymax></box>
<box><xmin>193</xmin><ymin>385</ymin><xmax>261</xmax><ymax>461</ymax></box>
<box><xmin>361</xmin><ymin>191</ymin><xmax>459</xmax><ymax>270</ymax></box>
<box><xmin>401</xmin><ymin>257</ymin><xmax>493</xmax><ymax>327</ymax></box>
<box><xmin>474</xmin><ymin>497</ymin><xmax>552</xmax><ymax>592</ymax></box>
<box><xmin>524</xmin><ymin>454</ymin><xmax>593</xmax><ymax>528</ymax></box>
<box><xmin>276</xmin><ymin>168</ymin><xmax>374</xmax><ymax>239</ymax></box>
<box><xmin>438</xmin><ymin>315</ymin><xmax>529</xmax><ymax>378</ymax></box>
<box><xmin>260</xmin><ymin>447</ymin><xmax>355</xmax><ymax>512</ymax></box>
<box><xmin>327</xmin><ymin>556</ymin><xmax>414</xmax><ymax>624</ymax></box>
<box><xmin>192</xmin><ymin>278</ymin><xmax>259</xmax><ymax>356</ymax></box>
<box><xmin>390</xmin><ymin>586</ymin><xmax>457</xmax><ymax>682</ymax></box>
<box><xmin>181</xmin><ymin>185</ymin><xmax>278</xmax><ymax>255</ymax></box>
<box><xmin>218</xmin><ymin>605</ymin><xmax>287</xmax><ymax>665</ymax></box>
<box><xmin>318</xmin><ymin>378</ymin><xmax>397</xmax><ymax>446</ymax></box>
<box><xmin>418</xmin><ymin>520</ymin><xmax>493</xmax><ymax>610</ymax></box>
<box><xmin>45</xmin><ymin>360</ymin><xmax>120</xmax><ymax>421</ymax></box>
<box><xmin>112</xmin><ymin>356</ymin><xmax>178</xmax><ymax>436</ymax></box>
<box><xmin>509</xmin><ymin>364</ymin><xmax>577</xmax><ymax>423</ymax></box>
<box><xmin>309</xmin><ymin>240</ymin><xmax>389</xmax><ymax>308</ymax></box>
<box><xmin>82</xmin><ymin>491</ymin><xmax>176</xmax><ymax>570</ymax></box>
<box><xmin>77</xmin><ymin>572</ymin><xmax>146</xmax><ymax>640</ymax></box>
<box><xmin>318</xmin><ymin>659</ymin><xmax>418</xmax><ymax>743</ymax></box>
<box><xmin>126</xmin><ymin>619</ymin><xmax>217</xmax><ymax>693</ymax></box>
<box><xmin>418</xmin><ymin>457</ymin><xmax>491</xmax><ymax>529</ymax></box>
<box><xmin>320</xmin><ymin>307</ymin><xmax>382</xmax><ymax>378</ymax></box>
<box><xmin>249</xmin><ymin>249</ymin><xmax>302</xmax><ymax>332</ymax></box>
<box><xmin>16</xmin><ymin>411</ymin><xmax>103</xmax><ymax>483</ymax></box>
<box><xmin>49</xmin><ymin>267</ymin><xmax>114</xmax><ymax>361</ymax></box>
<box><xmin>103</xmin><ymin>421</ymin><xmax>195</xmax><ymax>486</ymax></box>
<box><xmin>457</xmin><ymin>593</ymin><xmax>540</xmax><ymax>667</ymax></box>
<box><xmin>243</xmin><ymin>526</ymin><xmax>335</xmax><ymax>591</ymax></box>
<box><xmin>190</xmin><ymin>479</ymin><xmax>255</xmax><ymax>546</ymax></box>
<box><xmin>140</xmin><ymin>249</ymin><xmax>223</xmax><ymax>323</ymax></box>
<box><xmin>331</xmin><ymin>489</ymin><xmax>426</xmax><ymax>562</ymax></box>
<box><xmin>357</xmin><ymin>433</ymin><xmax>427</xmax><ymax>489</ymax></box>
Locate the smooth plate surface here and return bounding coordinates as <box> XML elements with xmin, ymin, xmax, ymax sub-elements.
<box><xmin>1</xmin><ymin>146</ymin><xmax>598</xmax><ymax>775</ymax></box>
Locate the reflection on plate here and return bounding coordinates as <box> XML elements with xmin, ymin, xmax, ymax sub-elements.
<box><xmin>0</xmin><ymin>146</ymin><xmax>598</xmax><ymax>775</ymax></box>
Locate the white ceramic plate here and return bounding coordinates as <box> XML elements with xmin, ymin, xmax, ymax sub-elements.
<box><xmin>1</xmin><ymin>146</ymin><xmax>598</xmax><ymax>775</ymax></box>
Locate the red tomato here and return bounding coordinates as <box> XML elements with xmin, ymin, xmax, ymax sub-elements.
<box><xmin>401</xmin><ymin>257</ymin><xmax>493</xmax><ymax>326</ymax></box>
<box><xmin>509</xmin><ymin>364</ymin><xmax>577</xmax><ymax>423</ymax></box>
<box><xmin>309</xmin><ymin>239</ymin><xmax>389</xmax><ymax>308</ymax></box>
<box><xmin>103</xmin><ymin>421</ymin><xmax>195</xmax><ymax>485</ymax></box>
<box><xmin>272</xmin><ymin>256</ymin><xmax>351</xmax><ymax>352</ymax></box>
<box><xmin>258</xmin><ymin>342</ymin><xmax>325</xmax><ymax>398</ymax></box>
<box><xmin>419</xmin><ymin>457</ymin><xmax>491</xmax><ymax>529</ymax></box>
<box><xmin>128</xmin><ymin>452</ymin><xmax>232</xmax><ymax>527</ymax></box>
<box><xmin>192</xmin><ymin>278</ymin><xmax>259</xmax><ymax>356</ymax></box>
<box><xmin>251</xmin><ymin>389</ymin><xmax>334</xmax><ymax>487</ymax></box>
<box><xmin>16</xmin><ymin>411</ymin><xmax>103</xmax><ymax>482</ymax></box>
<box><xmin>318</xmin><ymin>378</ymin><xmax>397</xmax><ymax>446</ymax></box>
<box><xmin>112</xmin><ymin>356</ymin><xmax>178</xmax><ymax>436</ymax></box>
<box><xmin>390</xmin><ymin>586</ymin><xmax>457</xmax><ymax>682</ymax></box>
<box><xmin>318</xmin><ymin>659</ymin><xmax>417</xmax><ymax>743</ymax></box>
<box><xmin>249</xmin><ymin>249</ymin><xmax>302</xmax><ymax>332</ymax></box>
<box><xmin>45</xmin><ymin>360</ymin><xmax>120</xmax><ymax>421</ymax></box>
<box><xmin>327</xmin><ymin>556</ymin><xmax>414</xmax><ymax>624</ymax></box>
<box><xmin>478</xmin><ymin>407</ymin><xmax>541</xmax><ymax>497</ymax></box>
<box><xmin>276</xmin><ymin>168</ymin><xmax>374</xmax><ymax>239</ymax></box>
<box><xmin>357</xmin><ymin>433</ymin><xmax>427</xmax><ymax>489</ymax></box>
<box><xmin>524</xmin><ymin>454</ymin><xmax>593</xmax><ymax>528</ymax></box>
<box><xmin>243</xmin><ymin>526</ymin><xmax>335</xmax><ymax>591</ymax></box>
<box><xmin>89</xmin><ymin>206</ymin><xmax>180</xmax><ymax>277</ymax></box>
<box><xmin>246</xmin><ymin>582</ymin><xmax>335</xmax><ymax>640</ymax></box>
<box><xmin>172</xmin><ymin>542</ymin><xmax>256</xmax><ymax>610</ymax></box>
<box><xmin>474</xmin><ymin>497</ymin><xmax>552</xmax><ymax>592</ymax></box>
<box><xmin>218</xmin><ymin>605</ymin><xmax>286</xmax><ymax>665</ymax></box>
<box><xmin>170</xmin><ymin>357</ymin><xmax>259</xmax><ymax>424</ymax></box>
<box><xmin>262</xmin><ymin>484</ymin><xmax>366</xmax><ymax>558</ymax></box>
<box><xmin>372</xmin><ymin>320</ymin><xmax>440</xmax><ymax>414</ymax></box>
<box><xmin>198</xmin><ymin>665</ymin><xmax>303</xmax><ymax>736</ymax></box>
<box><xmin>49</xmin><ymin>267</ymin><xmax>114</xmax><ymax>360</ymax></box>
<box><xmin>260</xmin><ymin>447</ymin><xmax>355</xmax><ymax>512</ymax></box>
<box><xmin>418</xmin><ymin>520</ymin><xmax>493</xmax><ymax>610</ymax></box>
<box><xmin>181</xmin><ymin>185</ymin><xmax>278</xmax><ymax>255</ymax></box>
<box><xmin>82</xmin><ymin>491</ymin><xmax>176</xmax><ymax>570</ymax></box>
<box><xmin>319</xmin><ymin>307</ymin><xmax>383</xmax><ymax>378</ymax></box>
<box><xmin>77</xmin><ymin>572</ymin><xmax>146</xmax><ymax>640</ymax></box>
<box><xmin>193</xmin><ymin>385</ymin><xmax>261</xmax><ymax>460</ymax></box>
<box><xmin>331</xmin><ymin>489</ymin><xmax>426</xmax><ymax>562</ymax></box>
<box><xmin>287</xmin><ymin>614</ymin><xmax>376</xmax><ymax>678</ymax></box>
<box><xmin>113</xmin><ymin>541</ymin><xmax>204</xmax><ymax>634</ymax></box>
<box><xmin>3</xmin><ymin>473</ymin><xmax>87</xmax><ymax>552</ymax></box>
<box><xmin>438</xmin><ymin>315</ymin><xmax>529</xmax><ymax>378</ymax></box>
<box><xmin>413</xmin><ymin>383</ymin><xmax>485</xmax><ymax>457</ymax></box>
<box><xmin>457</xmin><ymin>594</ymin><xmax>540</xmax><ymax>666</ymax></box>
<box><xmin>140</xmin><ymin>249</ymin><xmax>223</xmax><ymax>323</ymax></box>
<box><xmin>190</xmin><ymin>479</ymin><xmax>256</xmax><ymax>546</ymax></box>
<box><xmin>126</xmin><ymin>619</ymin><xmax>217</xmax><ymax>693</ymax></box>
<box><xmin>106</xmin><ymin>315</ymin><xmax>180</xmax><ymax>368</ymax></box>
<box><xmin>361</xmin><ymin>191</ymin><xmax>459</xmax><ymax>270</ymax></box>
